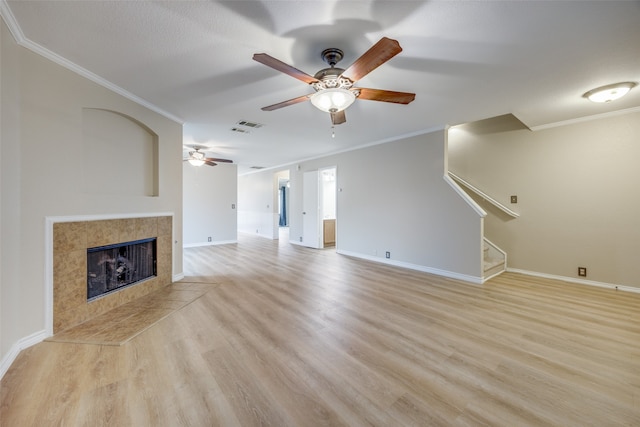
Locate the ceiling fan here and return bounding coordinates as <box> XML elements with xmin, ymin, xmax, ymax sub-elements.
<box><xmin>183</xmin><ymin>145</ymin><xmax>233</xmax><ymax>167</ymax></box>
<box><xmin>253</xmin><ymin>37</ymin><xmax>416</xmax><ymax>125</ymax></box>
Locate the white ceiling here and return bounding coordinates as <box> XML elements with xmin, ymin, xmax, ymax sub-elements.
<box><xmin>4</xmin><ymin>1</ymin><xmax>640</xmax><ymax>173</ymax></box>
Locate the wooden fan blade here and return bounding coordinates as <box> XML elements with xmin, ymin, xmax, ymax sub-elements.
<box><xmin>253</xmin><ymin>53</ymin><xmax>319</xmax><ymax>84</ymax></box>
<box><xmin>356</xmin><ymin>88</ymin><xmax>416</xmax><ymax>104</ymax></box>
<box><xmin>340</xmin><ymin>37</ymin><xmax>403</xmax><ymax>83</ymax></box>
<box><xmin>261</xmin><ymin>94</ymin><xmax>311</xmax><ymax>111</ymax></box>
<box><xmin>205</xmin><ymin>158</ymin><xmax>233</xmax><ymax>163</ymax></box>
<box><xmin>331</xmin><ymin>110</ymin><xmax>346</xmax><ymax>125</ymax></box>
<box><xmin>203</xmin><ymin>161</ymin><xmax>218</xmax><ymax>167</ymax></box>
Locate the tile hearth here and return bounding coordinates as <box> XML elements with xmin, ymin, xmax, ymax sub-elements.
<box><xmin>47</xmin><ymin>281</ymin><xmax>214</xmax><ymax>345</ymax></box>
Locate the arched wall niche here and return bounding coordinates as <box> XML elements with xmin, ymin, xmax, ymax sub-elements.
<box><xmin>82</xmin><ymin>108</ymin><xmax>159</xmax><ymax>196</ymax></box>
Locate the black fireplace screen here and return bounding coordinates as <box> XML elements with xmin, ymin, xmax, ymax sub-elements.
<box><xmin>87</xmin><ymin>238</ymin><xmax>157</xmax><ymax>301</ymax></box>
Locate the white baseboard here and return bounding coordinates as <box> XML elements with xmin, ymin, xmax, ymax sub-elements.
<box><xmin>172</xmin><ymin>272</ymin><xmax>185</xmax><ymax>282</ymax></box>
<box><xmin>336</xmin><ymin>249</ymin><xmax>483</xmax><ymax>284</ymax></box>
<box><xmin>0</xmin><ymin>329</ymin><xmax>48</xmax><ymax>381</ymax></box>
<box><xmin>507</xmin><ymin>268</ymin><xmax>640</xmax><ymax>294</ymax></box>
<box><xmin>238</xmin><ymin>231</ymin><xmax>277</xmax><ymax>240</ymax></box>
<box><xmin>482</xmin><ymin>269</ymin><xmax>506</xmax><ymax>284</ymax></box>
<box><xmin>255</xmin><ymin>233</ymin><xmax>277</xmax><ymax>240</ymax></box>
<box><xmin>183</xmin><ymin>240</ymin><xmax>237</xmax><ymax>248</ymax></box>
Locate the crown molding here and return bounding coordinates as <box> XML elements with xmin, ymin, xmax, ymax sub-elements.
<box><xmin>528</xmin><ymin>105</ymin><xmax>640</xmax><ymax>131</ymax></box>
<box><xmin>0</xmin><ymin>1</ymin><xmax>184</xmax><ymax>124</ymax></box>
<box><xmin>239</xmin><ymin>125</ymin><xmax>445</xmax><ymax>176</ymax></box>
<box><xmin>0</xmin><ymin>0</ymin><xmax>23</xmax><ymax>40</ymax></box>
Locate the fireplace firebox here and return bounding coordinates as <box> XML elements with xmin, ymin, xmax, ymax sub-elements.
<box><xmin>87</xmin><ymin>238</ymin><xmax>157</xmax><ymax>301</ymax></box>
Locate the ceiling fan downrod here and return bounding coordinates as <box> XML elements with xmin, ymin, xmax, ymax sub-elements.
<box><xmin>320</xmin><ymin>48</ymin><xmax>344</xmax><ymax>67</ymax></box>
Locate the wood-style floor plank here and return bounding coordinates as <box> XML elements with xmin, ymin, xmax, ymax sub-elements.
<box><xmin>2</xmin><ymin>232</ymin><xmax>639</xmax><ymax>426</ymax></box>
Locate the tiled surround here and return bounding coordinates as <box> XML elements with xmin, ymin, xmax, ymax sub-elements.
<box><xmin>53</xmin><ymin>216</ymin><xmax>172</xmax><ymax>333</ymax></box>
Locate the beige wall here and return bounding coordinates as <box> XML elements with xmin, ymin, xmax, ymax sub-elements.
<box><xmin>1</xmin><ymin>19</ymin><xmax>183</xmax><ymax>366</ymax></box>
<box><xmin>1</xmin><ymin>17</ymin><xmax>24</xmax><ymax>361</ymax></box>
<box><xmin>448</xmin><ymin>112</ymin><xmax>640</xmax><ymax>288</ymax></box>
<box><xmin>239</xmin><ymin>130</ymin><xmax>485</xmax><ymax>280</ymax></box>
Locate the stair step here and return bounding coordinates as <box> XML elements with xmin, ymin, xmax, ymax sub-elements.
<box><xmin>483</xmin><ymin>240</ymin><xmax>505</xmax><ymax>278</ymax></box>
<box><xmin>484</xmin><ymin>258</ymin><xmax>503</xmax><ymax>271</ymax></box>
<box><xmin>484</xmin><ymin>261</ymin><xmax>505</xmax><ymax>278</ymax></box>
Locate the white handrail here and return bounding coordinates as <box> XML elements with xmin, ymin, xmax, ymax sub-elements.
<box><xmin>448</xmin><ymin>171</ymin><xmax>520</xmax><ymax>218</ymax></box>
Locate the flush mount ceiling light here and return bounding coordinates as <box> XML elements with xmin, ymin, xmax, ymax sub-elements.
<box><xmin>583</xmin><ymin>82</ymin><xmax>637</xmax><ymax>103</ymax></box>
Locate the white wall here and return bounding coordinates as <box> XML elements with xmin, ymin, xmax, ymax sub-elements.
<box><xmin>238</xmin><ymin>170</ymin><xmax>282</xmax><ymax>239</ymax></box>
<box><xmin>0</xmin><ymin>19</ymin><xmax>183</xmax><ymax>370</ymax></box>
<box><xmin>240</xmin><ymin>130</ymin><xmax>484</xmax><ymax>280</ymax></box>
<box><xmin>183</xmin><ymin>162</ymin><xmax>237</xmax><ymax>246</ymax></box>
<box><xmin>448</xmin><ymin>112</ymin><xmax>640</xmax><ymax>289</ymax></box>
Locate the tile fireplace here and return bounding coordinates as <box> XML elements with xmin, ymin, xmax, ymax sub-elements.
<box><xmin>52</xmin><ymin>215</ymin><xmax>172</xmax><ymax>333</ymax></box>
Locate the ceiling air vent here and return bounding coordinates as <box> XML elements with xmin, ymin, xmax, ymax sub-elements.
<box><xmin>250</xmin><ymin>166</ymin><xmax>265</xmax><ymax>170</ymax></box>
<box><xmin>237</xmin><ymin>120</ymin><xmax>263</xmax><ymax>128</ymax></box>
<box><xmin>231</xmin><ymin>127</ymin><xmax>250</xmax><ymax>134</ymax></box>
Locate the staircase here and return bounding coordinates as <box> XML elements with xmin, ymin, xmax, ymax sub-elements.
<box><xmin>483</xmin><ymin>238</ymin><xmax>506</xmax><ymax>281</ymax></box>
<box><xmin>446</xmin><ymin>171</ymin><xmax>511</xmax><ymax>282</ymax></box>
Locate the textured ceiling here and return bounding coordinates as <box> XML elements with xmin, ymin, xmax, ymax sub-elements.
<box><xmin>4</xmin><ymin>1</ymin><xmax>640</xmax><ymax>173</ymax></box>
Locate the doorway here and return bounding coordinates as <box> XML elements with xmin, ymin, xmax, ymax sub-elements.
<box><xmin>276</xmin><ymin>170</ymin><xmax>290</xmax><ymax>242</ymax></box>
<box><xmin>301</xmin><ymin>166</ymin><xmax>337</xmax><ymax>249</ymax></box>
<box><xmin>278</xmin><ymin>177</ymin><xmax>290</xmax><ymax>228</ymax></box>
<box><xmin>319</xmin><ymin>167</ymin><xmax>337</xmax><ymax>248</ymax></box>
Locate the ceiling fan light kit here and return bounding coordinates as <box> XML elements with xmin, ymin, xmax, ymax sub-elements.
<box><xmin>583</xmin><ymin>82</ymin><xmax>637</xmax><ymax>103</ymax></box>
<box><xmin>187</xmin><ymin>150</ymin><xmax>206</xmax><ymax>166</ymax></box>
<box><xmin>253</xmin><ymin>37</ymin><xmax>416</xmax><ymax>124</ymax></box>
<box><xmin>310</xmin><ymin>88</ymin><xmax>356</xmax><ymax>113</ymax></box>
<box><xmin>184</xmin><ymin>146</ymin><xmax>233</xmax><ymax>167</ymax></box>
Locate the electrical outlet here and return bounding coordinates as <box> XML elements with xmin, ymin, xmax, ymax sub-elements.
<box><xmin>207</xmin><ymin>236</ymin><xmax>212</xmax><ymax>242</ymax></box>
<box><xmin>232</xmin><ymin>203</ymin><xmax>235</xmax><ymax>209</ymax></box>
<box><xmin>385</xmin><ymin>251</ymin><xmax>391</xmax><ymax>259</ymax></box>
<box><xmin>300</xmin><ymin>236</ymin><xmax>303</xmax><ymax>242</ymax></box>
<box><xmin>510</xmin><ymin>195</ymin><xmax>518</xmax><ymax>204</ymax></box>
<box><xmin>578</xmin><ymin>267</ymin><xmax>587</xmax><ymax>277</ymax></box>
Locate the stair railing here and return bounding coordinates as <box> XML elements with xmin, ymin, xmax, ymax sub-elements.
<box><xmin>448</xmin><ymin>171</ymin><xmax>519</xmax><ymax>218</ymax></box>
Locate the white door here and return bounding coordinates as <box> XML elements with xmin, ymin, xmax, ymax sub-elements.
<box><xmin>302</xmin><ymin>170</ymin><xmax>320</xmax><ymax>248</ymax></box>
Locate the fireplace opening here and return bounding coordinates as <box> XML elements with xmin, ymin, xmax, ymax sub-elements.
<box><xmin>87</xmin><ymin>238</ymin><xmax>157</xmax><ymax>301</ymax></box>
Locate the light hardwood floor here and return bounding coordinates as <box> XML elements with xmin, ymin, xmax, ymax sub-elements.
<box><xmin>2</xmin><ymin>233</ymin><xmax>639</xmax><ymax>426</ymax></box>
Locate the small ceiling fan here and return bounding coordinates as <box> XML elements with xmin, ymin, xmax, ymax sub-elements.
<box><xmin>253</xmin><ymin>37</ymin><xmax>416</xmax><ymax>125</ymax></box>
<box><xmin>183</xmin><ymin>145</ymin><xmax>233</xmax><ymax>167</ymax></box>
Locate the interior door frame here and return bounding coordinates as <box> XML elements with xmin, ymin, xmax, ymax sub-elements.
<box><xmin>318</xmin><ymin>165</ymin><xmax>338</xmax><ymax>250</ymax></box>
<box><xmin>302</xmin><ymin>170</ymin><xmax>321</xmax><ymax>248</ymax></box>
